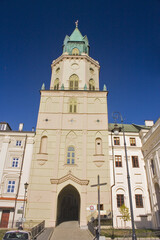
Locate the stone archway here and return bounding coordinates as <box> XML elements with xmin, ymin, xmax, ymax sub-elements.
<box><xmin>56</xmin><ymin>184</ymin><xmax>80</xmax><ymax>225</ymax></box>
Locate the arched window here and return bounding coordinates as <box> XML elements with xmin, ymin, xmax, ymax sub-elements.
<box><xmin>72</xmin><ymin>48</ymin><xmax>79</xmax><ymax>55</ymax></box>
<box><xmin>67</xmin><ymin>146</ymin><xmax>75</xmax><ymax>164</ymax></box>
<box><xmin>54</xmin><ymin>78</ymin><xmax>59</xmax><ymax>90</ymax></box>
<box><xmin>89</xmin><ymin>79</ymin><xmax>95</xmax><ymax>91</ymax></box>
<box><xmin>69</xmin><ymin>98</ymin><xmax>77</xmax><ymax>113</ymax></box>
<box><xmin>40</xmin><ymin>136</ymin><xmax>48</xmax><ymax>154</ymax></box>
<box><xmin>90</xmin><ymin>68</ymin><xmax>94</xmax><ymax>74</ymax></box>
<box><xmin>69</xmin><ymin>74</ymin><xmax>79</xmax><ymax>90</ymax></box>
<box><xmin>95</xmin><ymin>138</ymin><xmax>102</xmax><ymax>155</ymax></box>
<box><xmin>56</xmin><ymin>67</ymin><xmax>60</xmax><ymax>74</ymax></box>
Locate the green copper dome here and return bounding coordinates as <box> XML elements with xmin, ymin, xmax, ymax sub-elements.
<box><xmin>63</xmin><ymin>27</ymin><xmax>90</xmax><ymax>55</ymax></box>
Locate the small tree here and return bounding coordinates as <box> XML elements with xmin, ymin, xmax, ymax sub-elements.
<box><xmin>119</xmin><ymin>204</ymin><xmax>131</xmax><ymax>228</ymax></box>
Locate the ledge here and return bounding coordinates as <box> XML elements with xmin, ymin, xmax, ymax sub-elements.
<box><xmin>36</xmin><ymin>153</ymin><xmax>48</xmax><ymax>165</ymax></box>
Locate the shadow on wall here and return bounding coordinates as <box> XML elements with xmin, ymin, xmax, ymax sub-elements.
<box><xmin>135</xmin><ymin>216</ymin><xmax>152</xmax><ymax>229</ymax></box>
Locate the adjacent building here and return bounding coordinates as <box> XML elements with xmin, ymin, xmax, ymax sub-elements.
<box><xmin>0</xmin><ymin>122</ymin><xmax>35</xmax><ymax>228</ymax></box>
<box><xmin>140</xmin><ymin>118</ymin><xmax>160</xmax><ymax>228</ymax></box>
<box><xmin>109</xmin><ymin>123</ymin><xmax>152</xmax><ymax>228</ymax></box>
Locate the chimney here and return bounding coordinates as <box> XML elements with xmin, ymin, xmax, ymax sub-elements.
<box><xmin>145</xmin><ymin>120</ymin><xmax>154</xmax><ymax>127</ymax></box>
<box><xmin>19</xmin><ymin>123</ymin><xmax>24</xmax><ymax>131</ymax></box>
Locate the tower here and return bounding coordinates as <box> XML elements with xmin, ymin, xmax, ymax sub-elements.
<box><xmin>26</xmin><ymin>24</ymin><xmax>110</xmax><ymax>228</ymax></box>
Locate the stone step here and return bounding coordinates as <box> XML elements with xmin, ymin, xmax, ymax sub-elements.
<box><xmin>50</xmin><ymin>221</ymin><xmax>93</xmax><ymax>240</ymax></box>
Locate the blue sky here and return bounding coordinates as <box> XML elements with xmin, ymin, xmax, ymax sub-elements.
<box><xmin>1</xmin><ymin>0</ymin><xmax>160</xmax><ymax>131</ymax></box>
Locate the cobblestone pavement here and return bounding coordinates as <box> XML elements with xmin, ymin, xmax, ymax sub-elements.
<box><xmin>37</xmin><ymin>227</ymin><xmax>54</xmax><ymax>240</ymax></box>
<box><xmin>50</xmin><ymin>221</ymin><xmax>93</xmax><ymax>240</ymax></box>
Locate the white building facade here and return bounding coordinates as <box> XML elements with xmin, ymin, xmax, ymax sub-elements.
<box><xmin>109</xmin><ymin>123</ymin><xmax>152</xmax><ymax>229</ymax></box>
<box><xmin>0</xmin><ymin>122</ymin><xmax>35</xmax><ymax>228</ymax></box>
<box><xmin>140</xmin><ymin>118</ymin><xmax>160</xmax><ymax>229</ymax></box>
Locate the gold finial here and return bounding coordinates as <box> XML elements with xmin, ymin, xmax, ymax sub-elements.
<box><xmin>75</xmin><ymin>20</ymin><xmax>78</xmax><ymax>28</ymax></box>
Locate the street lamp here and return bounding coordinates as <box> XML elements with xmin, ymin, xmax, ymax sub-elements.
<box><xmin>112</xmin><ymin>112</ymin><xmax>137</xmax><ymax>240</ymax></box>
<box><xmin>22</xmin><ymin>182</ymin><xmax>29</xmax><ymax>221</ymax></box>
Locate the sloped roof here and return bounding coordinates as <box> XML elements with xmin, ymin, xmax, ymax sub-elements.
<box><xmin>70</xmin><ymin>27</ymin><xmax>84</xmax><ymax>41</ymax></box>
<box><xmin>108</xmin><ymin>123</ymin><xmax>151</xmax><ymax>132</ymax></box>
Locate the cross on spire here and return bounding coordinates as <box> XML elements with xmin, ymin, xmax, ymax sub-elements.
<box><xmin>75</xmin><ymin>20</ymin><xmax>78</xmax><ymax>28</ymax></box>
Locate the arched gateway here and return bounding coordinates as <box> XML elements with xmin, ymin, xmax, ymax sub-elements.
<box><xmin>56</xmin><ymin>185</ymin><xmax>80</xmax><ymax>225</ymax></box>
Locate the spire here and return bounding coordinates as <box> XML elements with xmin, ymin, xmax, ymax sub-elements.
<box><xmin>63</xmin><ymin>22</ymin><xmax>90</xmax><ymax>55</ymax></box>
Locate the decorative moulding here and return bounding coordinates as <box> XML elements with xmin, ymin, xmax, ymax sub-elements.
<box><xmin>93</xmin><ymin>160</ymin><xmax>105</xmax><ymax>167</ymax></box>
<box><xmin>93</xmin><ymin>155</ymin><xmax>105</xmax><ymax>167</ymax></box>
<box><xmin>50</xmin><ymin>172</ymin><xmax>89</xmax><ymax>186</ymax></box>
<box><xmin>36</xmin><ymin>153</ymin><xmax>48</xmax><ymax>165</ymax></box>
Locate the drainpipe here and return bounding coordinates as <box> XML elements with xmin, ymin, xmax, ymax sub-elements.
<box><xmin>110</xmin><ymin>131</ymin><xmax>115</xmax><ymax>229</ymax></box>
<box><xmin>12</xmin><ymin>135</ymin><xmax>27</xmax><ymax>228</ymax></box>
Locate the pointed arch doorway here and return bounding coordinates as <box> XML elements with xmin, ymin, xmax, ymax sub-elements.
<box><xmin>56</xmin><ymin>185</ymin><xmax>80</xmax><ymax>225</ymax></box>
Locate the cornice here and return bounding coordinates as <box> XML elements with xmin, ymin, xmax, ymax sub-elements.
<box><xmin>51</xmin><ymin>54</ymin><xmax>100</xmax><ymax>68</ymax></box>
<box><xmin>50</xmin><ymin>172</ymin><xmax>89</xmax><ymax>185</ymax></box>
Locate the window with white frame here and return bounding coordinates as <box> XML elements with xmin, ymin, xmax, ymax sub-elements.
<box><xmin>132</xmin><ymin>156</ymin><xmax>139</xmax><ymax>168</ymax></box>
<box><xmin>135</xmin><ymin>194</ymin><xmax>143</xmax><ymax>208</ymax></box>
<box><xmin>12</xmin><ymin>158</ymin><xmax>19</xmax><ymax>168</ymax></box>
<box><xmin>117</xmin><ymin>194</ymin><xmax>124</xmax><ymax>207</ymax></box>
<box><xmin>115</xmin><ymin>155</ymin><xmax>122</xmax><ymax>167</ymax></box>
<box><xmin>7</xmin><ymin>180</ymin><xmax>15</xmax><ymax>193</ymax></box>
<box><xmin>130</xmin><ymin>138</ymin><xmax>136</xmax><ymax>146</ymax></box>
<box><xmin>67</xmin><ymin>146</ymin><xmax>75</xmax><ymax>164</ymax></box>
<box><xmin>16</xmin><ymin>140</ymin><xmax>22</xmax><ymax>146</ymax></box>
<box><xmin>114</xmin><ymin>137</ymin><xmax>120</xmax><ymax>145</ymax></box>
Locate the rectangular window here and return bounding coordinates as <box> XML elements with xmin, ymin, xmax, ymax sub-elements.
<box><xmin>135</xmin><ymin>194</ymin><xmax>143</xmax><ymax>208</ymax></box>
<box><xmin>130</xmin><ymin>138</ymin><xmax>136</xmax><ymax>146</ymax></box>
<box><xmin>67</xmin><ymin>146</ymin><xmax>75</xmax><ymax>164</ymax></box>
<box><xmin>0</xmin><ymin>124</ymin><xmax>6</xmax><ymax>130</ymax></box>
<box><xmin>115</xmin><ymin>155</ymin><xmax>122</xmax><ymax>167</ymax></box>
<box><xmin>117</xmin><ymin>194</ymin><xmax>124</xmax><ymax>207</ymax></box>
<box><xmin>114</xmin><ymin>137</ymin><xmax>120</xmax><ymax>145</ymax></box>
<box><xmin>7</xmin><ymin>181</ymin><xmax>15</xmax><ymax>193</ymax></box>
<box><xmin>132</xmin><ymin>156</ymin><xmax>139</xmax><ymax>168</ymax></box>
<box><xmin>16</xmin><ymin>140</ymin><xmax>22</xmax><ymax>146</ymax></box>
<box><xmin>12</xmin><ymin>158</ymin><xmax>19</xmax><ymax>168</ymax></box>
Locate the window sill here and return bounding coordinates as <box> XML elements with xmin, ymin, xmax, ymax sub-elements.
<box><xmin>64</xmin><ymin>164</ymin><xmax>77</xmax><ymax>167</ymax></box>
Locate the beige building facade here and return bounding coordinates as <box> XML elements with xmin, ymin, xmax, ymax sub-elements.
<box><xmin>26</xmin><ymin>27</ymin><xmax>111</xmax><ymax>228</ymax></box>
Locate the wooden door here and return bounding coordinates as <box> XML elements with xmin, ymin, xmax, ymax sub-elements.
<box><xmin>0</xmin><ymin>210</ymin><xmax>10</xmax><ymax>228</ymax></box>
